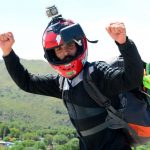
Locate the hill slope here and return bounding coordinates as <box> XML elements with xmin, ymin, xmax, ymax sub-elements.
<box><xmin>0</xmin><ymin>59</ymin><xmax>71</xmax><ymax>129</ymax></box>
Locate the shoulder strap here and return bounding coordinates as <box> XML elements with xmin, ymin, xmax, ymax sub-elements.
<box><xmin>83</xmin><ymin>63</ymin><xmax>140</xmax><ymax>143</ymax></box>
<box><xmin>83</xmin><ymin>63</ymin><xmax>118</xmax><ymax>113</ymax></box>
<box><xmin>83</xmin><ymin>63</ymin><xmax>110</xmax><ymax>108</ymax></box>
<box><xmin>83</xmin><ymin>63</ymin><xmax>126</xmax><ymax>118</ymax></box>
<box><xmin>83</xmin><ymin>63</ymin><xmax>127</xmax><ymax>117</ymax></box>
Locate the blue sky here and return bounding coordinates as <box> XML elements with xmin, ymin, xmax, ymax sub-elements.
<box><xmin>0</xmin><ymin>0</ymin><xmax>150</xmax><ymax>62</ymax></box>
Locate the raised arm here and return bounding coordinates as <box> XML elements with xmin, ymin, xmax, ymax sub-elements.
<box><xmin>93</xmin><ymin>22</ymin><xmax>143</xmax><ymax>96</ymax></box>
<box><xmin>0</xmin><ymin>32</ymin><xmax>62</xmax><ymax>99</ymax></box>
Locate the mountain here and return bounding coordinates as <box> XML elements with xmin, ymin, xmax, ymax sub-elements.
<box><xmin>0</xmin><ymin>59</ymin><xmax>71</xmax><ymax>129</ymax></box>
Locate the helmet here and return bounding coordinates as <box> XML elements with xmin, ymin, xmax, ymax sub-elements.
<box><xmin>42</xmin><ymin>16</ymin><xmax>88</xmax><ymax>78</ymax></box>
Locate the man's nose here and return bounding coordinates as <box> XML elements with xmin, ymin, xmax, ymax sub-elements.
<box><xmin>63</xmin><ymin>48</ymin><xmax>70</xmax><ymax>56</ymax></box>
<box><xmin>63</xmin><ymin>51</ymin><xmax>69</xmax><ymax>57</ymax></box>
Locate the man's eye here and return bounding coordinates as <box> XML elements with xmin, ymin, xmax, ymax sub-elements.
<box><xmin>56</xmin><ymin>47</ymin><xmax>62</xmax><ymax>52</ymax></box>
<box><xmin>56</xmin><ymin>47</ymin><xmax>60</xmax><ymax>51</ymax></box>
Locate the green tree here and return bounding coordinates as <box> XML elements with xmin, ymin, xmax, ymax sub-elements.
<box><xmin>10</xmin><ymin>142</ymin><xmax>24</xmax><ymax>150</ymax></box>
<box><xmin>43</xmin><ymin>134</ymin><xmax>53</xmax><ymax>145</ymax></box>
<box><xmin>53</xmin><ymin>134</ymin><xmax>68</xmax><ymax>145</ymax></box>
<box><xmin>55</xmin><ymin>144</ymin><xmax>72</xmax><ymax>150</ymax></box>
<box><xmin>58</xmin><ymin>127</ymin><xmax>77</xmax><ymax>139</ymax></box>
<box><xmin>21</xmin><ymin>140</ymin><xmax>35</xmax><ymax>147</ymax></box>
<box><xmin>34</xmin><ymin>141</ymin><xmax>46</xmax><ymax>150</ymax></box>
<box><xmin>67</xmin><ymin>138</ymin><xmax>79</xmax><ymax>150</ymax></box>
<box><xmin>3</xmin><ymin>135</ymin><xmax>16</xmax><ymax>142</ymax></box>
<box><xmin>136</xmin><ymin>144</ymin><xmax>150</xmax><ymax>150</ymax></box>
<box><xmin>0</xmin><ymin>123</ymin><xmax>10</xmax><ymax>139</ymax></box>
<box><xmin>9</xmin><ymin>128</ymin><xmax>20</xmax><ymax>138</ymax></box>
<box><xmin>21</xmin><ymin>132</ymin><xmax>39</xmax><ymax>141</ymax></box>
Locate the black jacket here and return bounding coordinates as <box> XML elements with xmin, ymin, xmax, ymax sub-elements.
<box><xmin>3</xmin><ymin>38</ymin><xmax>143</xmax><ymax>150</ymax></box>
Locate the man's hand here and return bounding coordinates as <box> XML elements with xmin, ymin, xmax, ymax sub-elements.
<box><xmin>0</xmin><ymin>32</ymin><xmax>15</xmax><ymax>56</ymax></box>
<box><xmin>106</xmin><ymin>22</ymin><xmax>126</xmax><ymax>44</ymax></box>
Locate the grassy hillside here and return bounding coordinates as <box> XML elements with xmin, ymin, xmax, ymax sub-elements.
<box><xmin>0</xmin><ymin>59</ymin><xmax>71</xmax><ymax>129</ymax></box>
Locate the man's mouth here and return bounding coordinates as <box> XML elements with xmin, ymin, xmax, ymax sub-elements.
<box><xmin>63</xmin><ymin>55</ymin><xmax>74</xmax><ymax>61</ymax></box>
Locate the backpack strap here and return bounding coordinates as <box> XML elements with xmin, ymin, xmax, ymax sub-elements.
<box><xmin>83</xmin><ymin>63</ymin><xmax>122</xmax><ymax>113</ymax></box>
<box><xmin>83</xmin><ymin>63</ymin><xmax>110</xmax><ymax>108</ymax></box>
<box><xmin>82</xmin><ymin>63</ymin><xmax>140</xmax><ymax>143</ymax></box>
<box><xmin>59</xmin><ymin>75</ymin><xmax>65</xmax><ymax>90</ymax></box>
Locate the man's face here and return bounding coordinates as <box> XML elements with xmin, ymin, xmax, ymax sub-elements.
<box><xmin>54</xmin><ymin>41</ymin><xmax>77</xmax><ymax>61</ymax></box>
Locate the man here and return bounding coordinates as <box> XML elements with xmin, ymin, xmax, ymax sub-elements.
<box><xmin>0</xmin><ymin>16</ymin><xmax>143</xmax><ymax>150</ymax></box>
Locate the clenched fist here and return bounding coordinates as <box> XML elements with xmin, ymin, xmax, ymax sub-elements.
<box><xmin>0</xmin><ymin>32</ymin><xmax>15</xmax><ymax>56</ymax></box>
<box><xmin>106</xmin><ymin>22</ymin><xmax>126</xmax><ymax>44</ymax></box>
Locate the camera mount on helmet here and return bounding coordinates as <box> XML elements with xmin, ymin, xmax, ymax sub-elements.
<box><xmin>45</xmin><ymin>5</ymin><xmax>98</xmax><ymax>44</ymax></box>
<box><xmin>46</xmin><ymin>5</ymin><xmax>59</xmax><ymax>18</ymax></box>
<box><xmin>45</xmin><ymin>5</ymin><xmax>85</xmax><ymax>44</ymax></box>
<box><xmin>46</xmin><ymin>5</ymin><xmax>64</xmax><ymax>26</ymax></box>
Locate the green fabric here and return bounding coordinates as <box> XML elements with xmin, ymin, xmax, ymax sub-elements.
<box><xmin>143</xmin><ymin>63</ymin><xmax>150</xmax><ymax>89</ymax></box>
<box><xmin>143</xmin><ymin>75</ymin><xmax>150</xmax><ymax>89</ymax></box>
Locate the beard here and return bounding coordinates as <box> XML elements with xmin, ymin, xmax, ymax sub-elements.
<box><xmin>62</xmin><ymin>55</ymin><xmax>75</xmax><ymax>61</ymax></box>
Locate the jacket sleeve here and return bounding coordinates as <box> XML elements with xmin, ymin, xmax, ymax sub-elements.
<box><xmin>93</xmin><ymin>37</ymin><xmax>143</xmax><ymax>96</ymax></box>
<box><xmin>3</xmin><ymin>50</ymin><xmax>62</xmax><ymax>99</ymax></box>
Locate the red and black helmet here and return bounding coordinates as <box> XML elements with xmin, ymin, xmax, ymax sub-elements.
<box><xmin>42</xmin><ymin>15</ymin><xmax>88</xmax><ymax>78</ymax></box>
